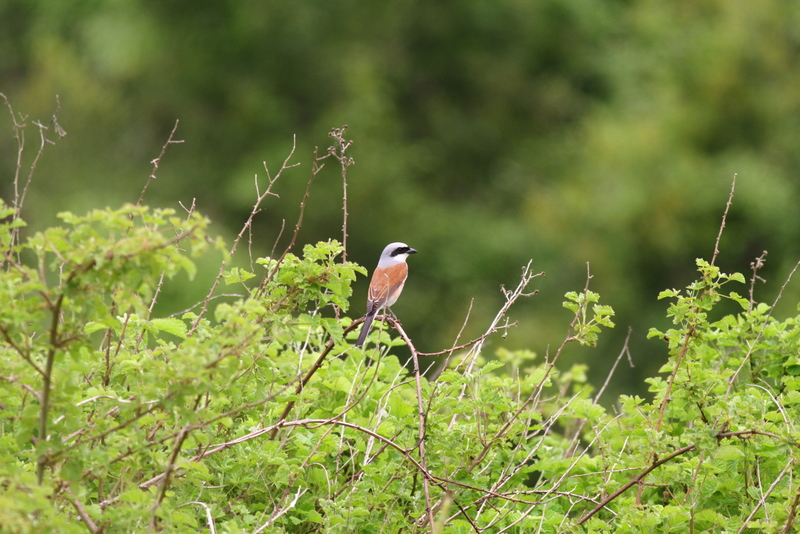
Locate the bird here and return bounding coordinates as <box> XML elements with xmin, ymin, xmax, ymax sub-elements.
<box><xmin>355</xmin><ymin>242</ymin><xmax>417</xmax><ymax>348</ymax></box>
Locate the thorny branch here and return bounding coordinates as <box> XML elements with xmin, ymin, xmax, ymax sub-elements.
<box><xmin>748</xmin><ymin>250</ymin><xmax>768</xmax><ymax>310</ymax></box>
<box><xmin>711</xmin><ymin>173</ymin><xmax>736</xmax><ymax>267</ymax></box>
<box><xmin>1</xmin><ymin>94</ymin><xmax>66</xmax><ymax>257</ymax></box>
<box><xmin>136</xmin><ymin>119</ymin><xmax>184</xmax><ymax>210</ymax></box>
<box><xmin>659</xmin><ymin>173</ymin><xmax>737</xmax><ymax>431</ymax></box>
<box><xmin>442</xmin><ymin>262</ymin><xmax>542</xmax><ymax>436</ymax></box>
<box><xmin>327</xmin><ymin>126</ymin><xmax>353</xmax><ymax>263</ymax></box>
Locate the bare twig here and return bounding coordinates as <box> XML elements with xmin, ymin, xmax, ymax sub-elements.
<box><xmin>577</xmin><ymin>426</ymin><xmax>798</xmax><ymax>526</ymax></box>
<box><xmin>455</xmin><ymin>261</ymin><xmax>542</xmax><ymax>375</ymax></box>
<box><xmin>418</xmin><ymin>327</ymin><xmax>517</xmax><ymax>358</ymax></box>
<box><xmin>25</xmin><ymin>97</ymin><xmax>66</xmax><ymax>216</ymax></box>
<box><xmin>594</xmin><ymin>326</ymin><xmax>634</xmax><ymax>404</ymax></box>
<box><xmin>178</xmin><ymin>501</ymin><xmax>217</xmax><ymax>534</ymax></box>
<box><xmin>254</xmin><ymin>487</ymin><xmax>308</xmax><ymax>533</ymax></box>
<box><xmin>460</xmin><ymin>262</ymin><xmax>584</xmax><ymax>461</ymax></box>
<box><xmin>327</xmin><ymin>126</ymin><xmax>353</xmax><ymax>263</ymax></box>
<box><xmin>136</xmin><ymin>120</ymin><xmax>183</xmax><ymax>210</ymax></box>
<box><xmin>748</xmin><ymin>251</ymin><xmax>768</xmax><ymax>311</ymax></box>
<box><xmin>0</xmin><ymin>93</ymin><xmax>26</xmax><ymax>207</ymax></box>
<box><xmin>64</xmin><ymin>487</ymin><xmax>99</xmax><ymax>533</ymax></box>
<box><xmin>711</xmin><ymin>173</ymin><xmax>736</xmax><ymax>267</ymax></box>
<box><xmin>717</xmin><ymin>429</ymin><xmax>800</xmax><ymax>451</ymax></box>
<box><xmin>149</xmin><ymin>272</ymin><xmax>168</xmax><ymax>312</ymax></box>
<box><xmin>1</xmin><ymin>94</ymin><xmax>65</xmax><ymax>254</ymax></box>
<box><xmin>24</xmin><ymin>96</ymin><xmax>66</xmax><ymax>215</ymax></box>
<box><xmin>259</xmin><ymin>145</ymin><xmax>323</xmax><ymax>294</ymax></box>
<box><xmin>445</xmin><ymin>262</ymin><xmax>542</xmax><ymax>433</ymax></box>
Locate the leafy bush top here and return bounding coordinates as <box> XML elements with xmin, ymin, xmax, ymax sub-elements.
<box><xmin>1</xmin><ymin>197</ymin><xmax>799</xmax><ymax>533</ymax></box>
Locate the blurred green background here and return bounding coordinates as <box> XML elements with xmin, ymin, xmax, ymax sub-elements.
<box><xmin>3</xmin><ymin>0</ymin><xmax>800</xmax><ymax>399</ymax></box>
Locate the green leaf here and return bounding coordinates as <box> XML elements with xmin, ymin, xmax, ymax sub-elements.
<box><xmin>303</xmin><ymin>509</ymin><xmax>323</xmax><ymax>523</ymax></box>
<box><xmin>224</xmin><ymin>267</ymin><xmax>256</xmax><ymax>285</ymax></box>
<box><xmin>150</xmin><ymin>317</ymin><xmax>188</xmax><ymax>339</ymax></box>
<box><xmin>728</xmin><ymin>272</ymin><xmax>746</xmax><ymax>284</ymax></box>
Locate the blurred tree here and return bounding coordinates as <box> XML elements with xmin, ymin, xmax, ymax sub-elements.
<box><xmin>2</xmin><ymin>0</ymin><xmax>799</xmax><ymax>399</ymax></box>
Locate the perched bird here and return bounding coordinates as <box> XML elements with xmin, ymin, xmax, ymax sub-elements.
<box><xmin>355</xmin><ymin>242</ymin><xmax>417</xmax><ymax>348</ymax></box>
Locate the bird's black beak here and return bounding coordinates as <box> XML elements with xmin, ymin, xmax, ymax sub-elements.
<box><xmin>408</xmin><ymin>248</ymin><xmax>418</xmax><ymax>254</ymax></box>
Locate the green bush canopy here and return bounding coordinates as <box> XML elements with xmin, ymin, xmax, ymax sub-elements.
<box><xmin>1</xmin><ymin>118</ymin><xmax>799</xmax><ymax>532</ymax></box>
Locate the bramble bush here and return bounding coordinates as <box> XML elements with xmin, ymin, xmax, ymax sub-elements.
<box><xmin>1</xmin><ymin>106</ymin><xmax>799</xmax><ymax>533</ymax></box>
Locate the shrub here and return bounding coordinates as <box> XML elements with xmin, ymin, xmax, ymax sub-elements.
<box><xmin>1</xmin><ymin>110</ymin><xmax>798</xmax><ymax>533</ymax></box>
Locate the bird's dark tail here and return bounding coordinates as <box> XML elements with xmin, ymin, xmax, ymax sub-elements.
<box><xmin>355</xmin><ymin>313</ymin><xmax>375</xmax><ymax>347</ymax></box>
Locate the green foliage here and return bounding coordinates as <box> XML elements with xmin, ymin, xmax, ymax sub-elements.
<box><xmin>564</xmin><ymin>289</ymin><xmax>616</xmax><ymax>346</ymax></box>
<box><xmin>4</xmin><ymin>0</ymin><xmax>800</xmax><ymax>386</ymax></box>
<box><xmin>2</xmin><ymin>194</ymin><xmax>799</xmax><ymax>532</ymax></box>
